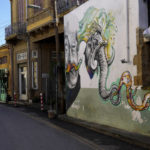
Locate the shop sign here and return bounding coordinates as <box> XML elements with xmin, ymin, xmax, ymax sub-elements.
<box><xmin>17</xmin><ymin>52</ymin><xmax>27</xmax><ymax>61</ymax></box>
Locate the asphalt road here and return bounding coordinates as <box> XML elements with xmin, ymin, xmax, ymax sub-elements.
<box><xmin>0</xmin><ymin>104</ymin><xmax>94</xmax><ymax>150</ymax></box>
<box><xmin>0</xmin><ymin>104</ymin><xmax>147</xmax><ymax>150</ymax></box>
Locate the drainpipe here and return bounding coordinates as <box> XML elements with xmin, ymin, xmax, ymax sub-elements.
<box><xmin>26</xmin><ymin>0</ymin><xmax>31</xmax><ymax>100</ymax></box>
<box><xmin>121</xmin><ymin>0</ymin><xmax>130</xmax><ymax>64</ymax></box>
<box><xmin>126</xmin><ymin>0</ymin><xmax>130</xmax><ymax>63</ymax></box>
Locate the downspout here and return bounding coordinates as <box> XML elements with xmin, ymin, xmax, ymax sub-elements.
<box><xmin>121</xmin><ymin>0</ymin><xmax>130</xmax><ymax>63</ymax></box>
<box><xmin>126</xmin><ymin>0</ymin><xmax>130</xmax><ymax>63</ymax></box>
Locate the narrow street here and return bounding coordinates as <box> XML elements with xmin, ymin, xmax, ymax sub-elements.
<box><xmin>0</xmin><ymin>104</ymin><xmax>147</xmax><ymax>150</ymax></box>
<box><xmin>0</xmin><ymin>104</ymin><xmax>94</xmax><ymax>150</ymax></box>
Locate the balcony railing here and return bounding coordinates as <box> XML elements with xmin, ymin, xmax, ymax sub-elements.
<box><xmin>57</xmin><ymin>0</ymin><xmax>87</xmax><ymax>15</ymax></box>
<box><xmin>27</xmin><ymin>7</ymin><xmax>53</xmax><ymax>26</ymax></box>
<box><xmin>5</xmin><ymin>22</ymin><xmax>26</xmax><ymax>39</ymax></box>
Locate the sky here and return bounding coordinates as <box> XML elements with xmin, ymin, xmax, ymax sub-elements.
<box><xmin>0</xmin><ymin>1</ymin><xmax>10</xmax><ymax>45</ymax></box>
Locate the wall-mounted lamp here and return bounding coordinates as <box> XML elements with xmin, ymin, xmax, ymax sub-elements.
<box><xmin>27</xmin><ymin>4</ymin><xmax>41</xmax><ymax>9</ymax></box>
<box><xmin>121</xmin><ymin>59</ymin><xmax>128</xmax><ymax>64</ymax></box>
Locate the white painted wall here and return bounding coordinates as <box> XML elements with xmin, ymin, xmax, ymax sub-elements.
<box><xmin>64</xmin><ymin>0</ymin><xmax>150</xmax><ymax>136</ymax></box>
<box><xmin>64</xmin><ymin>0</ymin><xmax>149</xmax><ymax>88</ymax></box>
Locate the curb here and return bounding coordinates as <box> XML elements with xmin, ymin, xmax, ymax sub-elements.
<box><xmin>7</xmin><ymin>101</ymin><xmax>50</xmax><ymax>110</ymax></box>
<box><xmin>58</xmin><ymin>115</ymin><xmax>150</xmax><ymax>149</ymax></box>
<box><xmin>0</xmin><ymin>101</ymin><xmax>6</xmax><ymax>104</ymax></box>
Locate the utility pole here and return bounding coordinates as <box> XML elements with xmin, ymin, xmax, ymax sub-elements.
<box><xmin>26</xmin><ymin>0</ymin><xmax>31</xmax><ymax>101</ymax></box>
<box><xmin>26</xmin><ymin>0</ymin><xmax>41</xmax><ymax>102</ymax></box>
<box><xmin>53</xmin><ymin>0</ymin><xmax>60</xmax><ymax>116</ymax></box>
<box><xmin>9</xmin><ymin>44</ymin><xmax>14</xmax><ymax>101</ymax></box>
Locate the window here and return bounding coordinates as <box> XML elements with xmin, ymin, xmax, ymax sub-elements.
<box><xmin>0</xmin><ymin>56</ymin><xmax>7</xmax><ymax>65</ymax></box>
<box><xmin>32</xmin><ymin>50</ymin><xmax>38</xmax><ymax>59</ymax></box>
<box><xmin>2</xmin><ymin>56</ymin><xmax>7</xmax><ymax>64</ymax></box>
<box><xmin>32</xmin><ymin>61</ymin><xmax>38</xmax><ymax>89</ymax></box>
<box><xmin>18</xmin><ymin>0</ymin><xmax>24</xmax><ymax>23</ymax></box>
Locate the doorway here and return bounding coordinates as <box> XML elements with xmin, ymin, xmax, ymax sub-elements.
<box><xmin>19</xmin><ymin>66</ymin><xmax>27</xmax><ymax>100</ymax></box>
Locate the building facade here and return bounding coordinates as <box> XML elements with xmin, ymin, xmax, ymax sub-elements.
<box><xmin>5</xmin><ymin>0</ymin><xmax>87</xmax><ymax>113</ymax></box>
<box><xmin>0</xmin><ymin>44</ymin><xmax>11</xmax><ymax>102</ymax></box>
<box><xmin>64</xmin><ymin>0</ymin><xmax>150</xmax><ymax>137</ymax></box>
<box><xmin>6</xmin><ymin>0</ymin><xmax>62</xmax><ymax>109</ymax></box>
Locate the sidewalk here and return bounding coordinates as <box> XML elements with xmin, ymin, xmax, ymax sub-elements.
<box><xmin>7</xmin><ymin>100</ymin><xmax>150</xmax><ymax>149</ymax></box>
<box><xmin>58</xmin><ymin>115</ymin><xmax>150</xmax><ymax>149</ymax></box>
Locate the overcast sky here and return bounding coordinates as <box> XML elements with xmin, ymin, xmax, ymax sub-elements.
<box><xmin>0</xmin><ymin>1</ymin><xmax>10</xmax><ymax>45</ymax></box>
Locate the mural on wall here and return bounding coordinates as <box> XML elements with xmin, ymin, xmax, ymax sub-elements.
<box><xmin>65</xmin><ymin>6</ymin><xmax>150</xmax><ymax>111</ymax></box>
<box><xmin>77</xmin><ymin>7</ymin><xmax>119</xmax><ymax>104</ymax></box>
<box><xmin>115</xmin><ymin>71</ymin><xmax>150</xmax><ymax>111</ymax></box>
<box><xmin>65</xmin><ymin>15</ymin><xmax>82</xmax><ymax>109</ymax></box>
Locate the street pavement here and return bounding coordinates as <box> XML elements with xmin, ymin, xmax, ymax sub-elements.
<box><xmin>0</xmin><ymin>104</ymin><xmax>147</xmax><ymax>150</ymax></box>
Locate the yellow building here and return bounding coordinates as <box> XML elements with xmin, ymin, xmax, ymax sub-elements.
<box><xmin>0</xmin><ymin>44</ymin><xmax>12</xmax><ymax>102</ymax></box>
<box><xmin>5</xmin><ymin>0</ymin><xmax>87</xmax><ymax>113</ymax></box>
